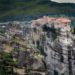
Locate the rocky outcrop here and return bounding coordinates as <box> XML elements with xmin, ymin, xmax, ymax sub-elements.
<box><xmin>31</xmin><ymin>16</ymin><xmax>75</xmax><ymax>75</ymax></box>
<box><xmin>0</xmin><ymin>16</ymin><xmax>75</xmax><ymax>75</ymax></box>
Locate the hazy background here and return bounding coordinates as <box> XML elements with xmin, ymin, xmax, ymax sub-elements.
<box><xmin>51</xmin><ymin>0</ymin><xmax>75</xmax><ymax>3</ymax></box>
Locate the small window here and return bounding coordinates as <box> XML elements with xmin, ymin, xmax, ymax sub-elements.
<box><xmin>33</xmin><ymin>28</ymin><xmax>37</xmax><ymax>32</ymax></box>
<box><xmin>60</xmin><ymin>55</ymin><xmax>64</xmax><ymax>62</ymax></box>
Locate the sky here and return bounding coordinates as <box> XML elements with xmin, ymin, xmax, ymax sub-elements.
<box><xmin>51</xmin><ymin>0</ymin><xmax>75</xmax><ymax>3</ymax></box>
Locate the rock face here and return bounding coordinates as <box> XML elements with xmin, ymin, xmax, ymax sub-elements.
<box><xmin>0</xmin><ymin>21</ymin><xmax>46</xmax><ymax>75</ymax></box>
<box><xmin>31</xmin><ymin>16</ymin><xmax>75</xmax><ymax>75</ymax></box>
<box><xmin>0</xmin><ymin>16</ymin><xmax>75</xmax><ymax>75</ymax></box>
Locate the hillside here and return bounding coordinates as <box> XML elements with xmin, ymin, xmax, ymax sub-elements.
<box><xmin>0</xmin><ymin>0</ymin><xmax>75</xmax><ymax>21</ymax></box>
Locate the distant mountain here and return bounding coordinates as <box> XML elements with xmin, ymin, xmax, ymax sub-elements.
<box><xmin>0</xmin><ymin>0</ymin><xmax>75</xmax><ymax>20</ymax></box>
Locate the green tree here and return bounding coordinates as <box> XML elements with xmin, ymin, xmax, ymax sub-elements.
<box><xmin>1</xmin><ymin>52</ymin><xmax>14</xmax><ymax>75</ymax></box>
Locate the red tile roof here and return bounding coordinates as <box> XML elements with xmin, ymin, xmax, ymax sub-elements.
<box><xmin>32</xmin><ymin>16</ymin><xmax>71</xmax><ymax>27</ymax></box>
<box><xmin>55</xmin><ymin>18</ymin><xmax>71</xmax><ymax>23</ymax></box>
